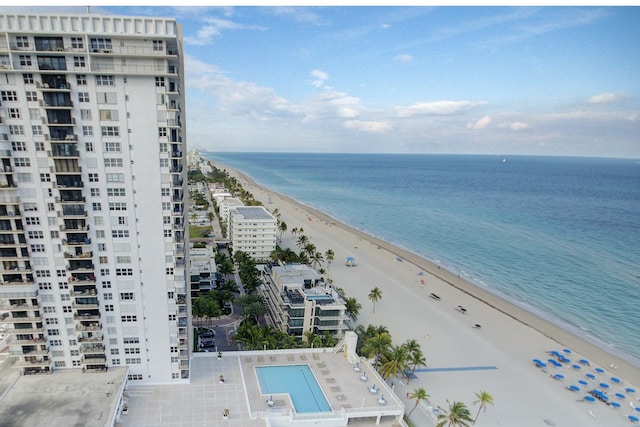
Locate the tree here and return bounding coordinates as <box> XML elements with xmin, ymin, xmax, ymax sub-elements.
<box><xmin>344</xmin><ymin>297</ymin><xmax>362</xmax><ymax>321</ymax></box>
<box><xmin>361</xmin><ymin>332</ymin><xmax>392</xmax><ymax>363</ymax></box>
<box><xmin>324</xmin><ymin>249</ymin><xmax>335</xmax><ymax>270</ymax></box>
<box><xmin>235</xmin><ymin>293</ymin><xmax>266</xmax><ymax>323</ymax></box>
<box><xmin>368</xmin><ymin>287</ymin><xmax>382</xmax><ymax>313</ymax></box>
<box><xmin>408</xmin><ymin>387</ymin><xmax>430</xmax><ymax>417</ymax></box>
<box><xmin>406</xmin><ymin>348</ymin><xmax>427</xmax><ymax>382</ymax></box>
<box><xmin>309</xmin><ymin>251</ymin><xmax>324</xmax><ymax>269</ymax></box>
<box><xmin>436</xmin><ymin>401</ymin><xmax>474</xmax><ymax>427</ymax></box>
<box><xmin>207</xmin><ymin>211</ymin><xmax>214</xmax><ymax>223</ymax></box>
<box><xmin>472</xmin><ymin>390</ymin><xmax>494</xmax><ymax>424</ymax></box>
<box><xmin>378</xmin><ymin>344</ymin><xmax>409</xmax><ymax>380</ymax></box>
<box><xmin>278</xmin><ymin>221</ymin><xmax>287</xmax><ymax>242</ymax></box>
<box><xmin>296</xmin><ymin>235</ymin><xmax>309</xmax><ymax>251</ymax></box>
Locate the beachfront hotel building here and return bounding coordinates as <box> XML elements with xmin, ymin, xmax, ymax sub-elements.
<box><xmin>261</xmin><ymin>263</ymin><xmax>350</xmax><ymax>340</ymax></box>
<box><xmin>0</xmin><ymin>12</ymin><xmax>190</xmax><ymax>384</ymax></box>
<box><xmin>229</xmin><ymin>206</ymin><xmax>277</xmax><ymax>261</ymax></box>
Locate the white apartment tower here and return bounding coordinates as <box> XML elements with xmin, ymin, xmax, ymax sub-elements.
<box><xmin>0</xmin><ymin>13</ymin><xmax>190</xmax><ymax>384</ymax></box>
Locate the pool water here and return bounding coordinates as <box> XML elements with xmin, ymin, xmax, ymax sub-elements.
<box><xmin>256</xmin><ymin>365</ymin><xmax>331</xmax><ymax>413</ymax></box>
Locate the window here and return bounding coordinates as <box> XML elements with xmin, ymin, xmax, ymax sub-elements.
<box><xmin>99</xmin><ymin>110</ymin><xmax>119</xmax><ymax>121</ymax></box>
<box><xmin>96</xmin><ymin>92</ymin><xmax>117</xmax><ymax>104</ymax></box>
<box><xmin>1</xmin><ymin>91</ymin><xmax>18</xmax><ymax>101</ymax></box>
<box><xmin>73</xmin><ymin>56</ymin><xmax>86</xmax><ymax>67</ymax></box>
<box><xmin>109</xmin><ymin>202</ymin><xmax>126</xmax><ymax>211</ymax></box>
<box><xmin>32</xmin><ymin>125</ymin><xmax>43</xmax><ymax>136</ymax></box>
<box><xmin>39</xmin><ymin>282</ymin><xmax>52</xmax><ymax>289</ymax></box>
<box><xmin>30</xmin><ymin>244</ymin><xmax>45</xmax><ymax>252</ymax></box>
<box><xmin>104</xmin><ymin>292</ymin><xmax>113</xmax><ymax>300</ymax></box>
<box><xmin>78</xmin><ymin>92</ymin><xmax>90</xmax><ymax>102</ymax></box>
<box><xmin>124</xmin><ymin>348</ymin><xmax>140</xmax><ymax>354</ymax></box>
<box><xmin>166</xmin><ymin>267</ymin><xmax>174</xmax><ymax>275</ymax></box>
<box><xmin>50</xmin><ymin>230</ymin><xmax>59</xmax><ymax>239</ymax></box>
<box><xmin>112</xmin><ymin>230</ymin><xmax>129</xmax><ymax>238</ymax></box>
<box><xmin>76</xmin><ymin>74</ymin><xmax>87</xmax><ymax>85</ymax></box>
<box><xmin>110</xmin><ymin>348</ymin><xmax>119</xmax><ymax>355</ymax></box>
<box><xmin>121</xmin><ymin>315</ymin><xmax>137</xmax><ymax>322</ymax></box>
<box><xmin>104</xmin><ymin>142</ymin><xmax>121</xmax><ymax>152</ymax></box>
<box><xmin>153</xmin><ymin>40</ymin><xmax>164</xmax><ymax>51</ymax></box>
<box><xmin>124</xmin><ymin>337</ymin><xmax>139</xmax><ymax>344</ymax></box>
<box><xmin>159</xmin><ymin>143</ymin><xmax>168</xmax><ymax>152</ymax></box>
<box><xmin>17</xmin><ymin>173</ymin><xmax>33</xmax><ymax>182</ymax></box>
<box><xmin>162</xmin><ymin>202</ymin><xmax>171</xmax><ymax>211</ymax></box>
<box><xmin>11</xmin><ymin>141</ymin><xmax>26</xmax><ymax>151</ymax></box>
<box><xmin>106</xmin><ymin>173</ymin><xmax>124</xmax><ymax>183</ymax></box>
<box><xmin>96</xmin><ymin>230</ymin><xmax>105</xmax><ymax>238</ymax></box>
<box><xmin>23</xmin><ymin>73</ymin><xmax>34</xmax><ymax>84</ymax></box>
<box><xmin>107</xmin><ymin>188</ymin><xmax>126</xmax><ymax>197</ymax></box>
<box><xmin>105</xmin><ymin>304</ymin><xmax>114</xmax><ymax>312</ymax></box>
<box><xmin>82</xmin><ymin>125</ymin><xmax>93</xmax><ymax>136</ymax></box>
<box><xmin>40</xmin><ymin>173</ymin><xmax>51</xmax><ymax>182</ymax></box>
<box><xmin>25</xmin><ymin>217</ymin><xmax>40</xmax><ymax>225</ymax></box>
<box><xmin>90</xmin><ymin>188</ymin><xmax>100</xmax><ymax>197</ymax></box>
<box><xmin>92</xmin><ymin>202</ymin><xmax>101</xmax><ymax>211</ymax></box>
<box><xmin>126</xmin><ymin>358</ymin><xmax>141</xmax><ymax>365</ymax></box>
<box><xmin>99</xmin><ymin>256</ymin><xmax>108</xmax><ymax>264</ymax></box>
<box><xmin>29</xmin><ymin>108</ymin><xmax>40</xmax><ymax>120</ymax></box>
<box><xmin>85</xmin><ymin>142</ymin><xmax>94</xmax><ymax>152</ymax></box>
<box><xmin>9</xmin><ymin>125</ymin><xmax>24</xmax><ymax>135</ymax></box>
<box><xmin>158</xmin><ymin>127</ymin><xmax>167</xmax><ymax>137</ymax></box>
<box><xmin>95</xmin><ymin>75</ymin><xmax>114</xmax><ymax>86</ymax></box>
<box><xmin>90</xmin><ymin>38</ymin><xmax>112</xmax><ymax>51</ymax></box>
<box><xmin>71</xmin><ymin>37</ymin><xmax>84</xmax><ymax>49</ymax></box>
<box><xmin>13</xmin><ymin>158</ymin><xmax>30</xmax><ymax>167</ymax></box>
<box><xmin>161</xmin><ymin>188</ymin><xmax>170</xmax><ymax>197</ymax></box>
<box><xmin>80</xmin><ymin>109</ymin><xmax>92</xmax><ymax>120</ymax></box>
<box><xmin>168</xmin><ymin>314</ymin><xmax>176</xmax><ymax>321</ymax></box>
<box><xmin>116</xmin><ymin>268</ymin><xmax>133</xmax><ymax>276</ymax></box>
<box><xmin>35</xmin><ymin>141</ymin><xmax>45</xmax><ymax>151</ymax></box>
<box><xmin>26</xmin><ymin>91</ymin><xmax>37</xmax><ymax>102</ymax></box>
<box><xmin>101</xmin><ymin>126</ymin><xmax>120</xmax><ymax>137</ymax></box>
<box><xmin>19</xmin><ymin>55</ymin><xmax>32</xmax><ymax>66</ymax></box>
<box><xmin>116</xmin><ymin>255</ymin><xmax>131</xmax><ymax>264</ymax></box>
<box><xmin>8</xmin><ymin>108</ymin><xmax>20</xmax><ymax>119</ymax></box>
<box><xmin>155</xmin><ymin>77</ymin><xmax>165</xmax><ymax>87</ymax></box>
<box><xmin>101</xmin><ymin>280</ymin><xmax>111</xmax><ymax>288</ymax></box>
<box><xmin>88</xmin><ymin>173</ymin><xmax>99</xmax><ymax>182</ymax></box>
<box><xmin>28</xmin><ymin>230</ymin><xmax>44</xmax><ymax>239</ymax></box>
<box><xmin>15</xmin><ymin>36</ymin><xmax>29</xmax><ymax>48</ymax></box>
<box><xmin>98</xmin><ymin>243</ymin><xmax>107</xmax><ymax>251</ymax></box>
<box><xmin>104</xmin><ymin>158</ymin><xmax>123</xmax><ymax>167</ymax></box>
<box><xmin>164</xmin><ymin>229</ymin><xmax>172</xmax><ymax>237</ymax></box>
<box><xmin>159</xmin><ymin>158</ymin><xmax>169</xmax><ymax>168</ymax></box>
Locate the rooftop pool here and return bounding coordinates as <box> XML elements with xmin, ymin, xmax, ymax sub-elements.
<box><xmin>255</xmin><ymin>364</ymin><xmax>331</xmax><ymax>413</ymax></box>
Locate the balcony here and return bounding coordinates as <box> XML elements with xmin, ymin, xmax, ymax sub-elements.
<box><xmin>78</xmin><ymin>334</ymin><xmax>102</xmax><ymax>344</ymax></box>
<box><xmin>0</xmin><ymin>301</ymin><xmax>40</xmax><ymax>311</ymax></box>
<box><xmin>74</xmin><ymin>312</ymin><xmax>100</xmax><ymax>321</ymax></box>
<box><xmin>82</xmin><ymin>354</ymin><xmax>107</xmax><ymax>364</ymax></box>
<box><xmin>67</xmin><ymin>261</ymin><xmax>94</xmax><ymax>273</ymax></box>
<box><xmin>10</xmin><ymin>336</ymin><xmax>47</xmax><ymax>345</ymax></box>
<box><xmin>75</xmin><ymin>322</ymin><xmax>101</xmax><ymax>332</ymax></box>
<box><xmin>60</xmin><ymin>206</ymin><xmax>87</xmax><ymax>218</ymax></box>
<box><xmin>10</xmin><ymin>345</ymin><xmax>49</xmax><ymax>356</ymax></box>
<box><xmin>80</xmin><ymin>343</ymin><xmax>105</xmax><ymax>354</ymax></box>
<box><xmin>15</xmin><ymin>356</ymin><xmax>52</xmax><ymax>368</ymax></box>
<box><xmin>70</xmin><ymin>273</ymin><xmax>95</xmax><ymax>283</ymax></box>
<box><xmin>6</xmin><ymin>324</ymin><xmax>45</xmax><ymax>334</ymax></box>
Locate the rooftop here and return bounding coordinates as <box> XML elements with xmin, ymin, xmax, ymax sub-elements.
<box><xmin>234</xmin><ymin>206</ymin><xmax>276</xmax><ymax>221</ymax></box>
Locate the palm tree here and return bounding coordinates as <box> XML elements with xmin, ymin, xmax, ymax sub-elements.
<box><xmin>324</xmin><ymin>249</ymin><xmax>335</xmax><ymax>271</ymax></box>
<box><xmin>368</xmin><ymin>287</ymin><xmax>382</xmax><ymax>313</ymax></box>
<box><xmin>408</xmin><ymin>387</ymin><xmax>429</xmax><ymax>417</ymax></box>
<box><xmin>378</xmin><ymin>344</ymin><xmax>409</xmax><ymax>380</ymax></box>
<box><xmin>361</xmin><ymin>332</ymin><xmax>392</xmax><ymax>364</ymax></box>
<box><xmin>296</xmin><ymin>235</ymin><xmax>309</xmax><ymax>251</ymax></box>
<box><xmin>436</xmin><ymin>401</ymin><xmax>474</xmax><ymax>427</ymax></box>
<box><xmin>278</xmin><ymin>221</ymin><xmax>287</xmax><ymax>242</ymax></box>
<box><xmin>406</xmin><ymin>349</ymin><xmax>427</xmax><ymax>382</ymax></box>
<box><xmin>472</xmin><ymin>390</ymin><xmax>494</xmax><ymax>424</ymax></box>
<box><xmin>344</xmin><ymin>297</ymin><xmax>362</xmax><ymax>321</ymax></box>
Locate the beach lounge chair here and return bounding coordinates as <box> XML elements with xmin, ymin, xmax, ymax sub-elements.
<box><xmin>429</xmin><ymin>293</ymin><xmax>440</xmax><ymax>301</ymax></box>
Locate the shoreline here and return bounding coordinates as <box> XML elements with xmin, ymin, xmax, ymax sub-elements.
<box><xmin>210</xmin><ymin>158</ymin><xmax>640</xmax><ymax>387</ymax></box>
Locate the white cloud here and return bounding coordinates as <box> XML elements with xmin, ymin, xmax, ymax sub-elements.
<box><xmin>467</xmin><ymin>115</ymin><xmax>491</xmax><ymax>129</ymax></box>
<box><xmin>396</xmin><ymin>100</ymin><xmax>479</xmax><ymax>117</ymax></box>
<box><xmin>588</xmin><ymin>92</ymin><xmax>620</xmax><ymax>104</ymax></box>
<box><xmin>310</xmin><ymin>69</ymin><xmax>329</xmax><ymax>88</ymax></box>
<box><xmin>497</xmin><ymin>121</ymin><xmax>529</xmax><ymax>131</ymax></box>
<box><xmin>183</xmin><ymin>17</ymin><xmax>265</xmax><ymax>45</ymax></box>
<box><xmin>343</xmin><ymin>120</ymin><xmax>392</xmax><ymax>133</ymax></box>
<box><xmin>394</xmin><ymin>54</ymin><xmax>413</xmax><ymax>62</ymax></box>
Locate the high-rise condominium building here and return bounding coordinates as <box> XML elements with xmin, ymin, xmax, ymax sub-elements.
<box><xmin>0</xmin><ymin>12</ymin><xmax>190</xmax><ymax>384</ymax></box>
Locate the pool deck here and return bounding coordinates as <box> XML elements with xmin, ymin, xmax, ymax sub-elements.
<box><xmin>119</xmin><ymin>348</ymin><xmax>405</xmax><ymax>427</ymax></box>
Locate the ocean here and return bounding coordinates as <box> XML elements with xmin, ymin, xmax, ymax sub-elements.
<box><xmin>204</xmin><ymin>152</ymin><xmax>640</xmax><ymax>365</ymax></box>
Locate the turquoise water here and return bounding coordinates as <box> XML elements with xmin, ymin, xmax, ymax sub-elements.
<box><xmin>256</xmin><ymin>365</ymin><xmax>331</xmax><ymax>413</ymax></box>
<box><xmin>207</xmin><ymin>153</ymin><xmax>640</xmax><ymax>366</ymax></box>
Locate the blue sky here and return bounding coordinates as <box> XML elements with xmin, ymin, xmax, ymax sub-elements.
<box><xmin>3</xmin><ymin>5</ymin><xmax>640</xmax><ymax>157</ymax></box>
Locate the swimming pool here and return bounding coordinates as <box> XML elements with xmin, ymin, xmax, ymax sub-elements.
<box><xmin>256</xmin><ymin>365</ymin><xmax>331</xmax><ymax>413</ymax></box>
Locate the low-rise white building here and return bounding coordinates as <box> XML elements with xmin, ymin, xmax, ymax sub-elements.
<box><xmin>229</xmin><ymin>207</ymin><xmax>277</xmax><ymax>261</ymax></box>
<box><xmin>189</xmin><ymin>245</ymin><xmax>216</xmax><ymax>299</ymax></box>
<box><xmin>218</xmin><ymin>197</ymin><xmax>244</xmax><ymax>222</ymax></box>
<box><xmin>261</xmin><ymin>263</ymin><xmax>350</xmax><ymax>339</ymax></box>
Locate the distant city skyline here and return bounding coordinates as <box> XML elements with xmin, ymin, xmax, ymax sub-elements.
<box><xmin>4</xmin><ymin>5</ymin><xmax>639</xmax><ymax>158</ymax></box>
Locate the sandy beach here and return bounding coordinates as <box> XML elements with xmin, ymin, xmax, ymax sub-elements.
<box><xmin>212</xmin><ymin>158</ymin><xmax>640</xmax><ymax>426</ymax></box>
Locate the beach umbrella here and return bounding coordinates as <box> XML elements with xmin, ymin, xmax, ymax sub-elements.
<box><xmin>584</xmin><ymin>395</ymin><xmax>596</xmax><ymax>402</ymax></box>
<box><xmin>615</xmin><ymin>393</ymin><xmax>626</xmax><ymax>399</ymax></box>
<box><xmin>553</xmin><ymin>374</ymin><xmax>565</xmax><ymax>380</ymax></box>
<box><xmin>600</xmin><ymin>382</ymin><xmax>610</xmax><ymax>389</ymax></box>
<box><xmin>533</xmin><ymin>359</ymin><xmax>547</xmax><ymax>368</ymax></box>
<box><xmin>636</xmin><ymin>407</ymin><xmax>640</xmax><ymax>414</ymax></box>
<box><xmin>563</xmin><ymin>348</ymin><xmax>572</xmax><ymax>354</ymax></box>
<box><xmin>579</xmin><ymin>359</ymin><xmax>590</xmax><ymax>365</ymax></box>
<box><xmin>611</xmin><ymin>377</ymin><xmax>621</xmax><ymax>384</ymax></box>
<box><xmin>610</xmin><ymin>401</ymin><xmax>621</xmax><ymax>408</ymax></box>
<box><xmin>626</xmin><ymin>387</ymin><xmax>636</xmax><ymax>394</ymax></box>
<box><xmin>571</xmin><ymin>364</ymin><xmax>581</xmax><ymax>370</ymax></box>
<box><xmin>628</xmin><ymin>415</ymin><xmax>639</xmax><ymax>423</ymax></box>
<box><xmin>550</xmin><ymin>350</ymin><xmax>561</xmax><ymax>357</ymax></box>
<box><xmin>568</xmin><ymin>385</ymin><xmax>580</xmax><ymax>392</ymax></box>
<box><xmin>595</xmin><ymin>367</ymin><xmax>605</xmax><ymax>374</ymax></box>
<box><xmin>578</xmin><ymin>380</ymin><xmax>588</xmax><ymax>387</ymax></box>
<box><xmin>559</xmin><ymin>356</ymin><xmax>571</xmax><ymax>363</ymax></box>
<box><xmin>586</xmin><ymin>373</ymin><xmax>596</xmax><ymax>380</ymax></box>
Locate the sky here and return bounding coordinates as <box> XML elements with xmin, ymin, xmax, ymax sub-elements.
<box><xmin>2</xmin><ymin>5</ymin><xmax>640</xmax><ymax>157</ymax></box>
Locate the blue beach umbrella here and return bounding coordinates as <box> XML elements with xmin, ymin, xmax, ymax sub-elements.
<box><xmin>579</xmin><ymin>359</ymin><xmax>590</xmax><ymax>365</ymax></box>
<box><xmin>626</xmin><ymin>387</ymin><xmax>636</xmax><ymax>394</ymax></box>
<box><xmin>636</xmin><ymin>407</ymin><xmax>640</xmax><ymax>414</ymax></box>
<box><xmin>584</xmin><ymin>395</ymin><xmax>596</xmax><ymax>402</ymax></box>
<box><xmin>586</xmin><ymin>373</ymin><xmax>596</xmax><ymax>380</ymax></box>
<box><xmin>568</xmin><ymin>385</ymin><xmax>580</xmax><ymax>392</ymax></box>
<box><xmin>578</xmin><ymin>380</ymin><xmax>588</xmax><ymax>387</ymax></box>
<box><xmin>615</xmin><ymin>393</ymin><xmax>626</xmax><ymax>399</ymax></box>
<box><xmin>553</xmin><ymin>374</ymin><xmax>565</xmax><ymax>380</ymax></box>
<box><xmin>572</xmin><ymin>364</ymin><xmax>581</xmax><ymax>370</ymax></box>
<box><xmin>628</xmin><ymin>415</ymin><xmax>639</xmax><ymax>422</ymax></box>
<box><xmin>595</xmin><ymin>367</ymin><xmax>605</xmax><ymax>374</ymax></box>
<box><xmin>610</xmin><ymin>401</ymin><xmax>621</xmax><ymax>408</ymax></box>
<box><xmin>563</xmin><ymin>348</ymin><xmax>572</xmax><ymax>354</ymax></box>
<box><xmin>599</xmin><ymin>382</ymin><xmax>610</xmax><ymax>389</ymax></box>
<box><xmin>611</xmin><ymin>377</ymin><xmax>621</xmax><ymax>384</ymax></box>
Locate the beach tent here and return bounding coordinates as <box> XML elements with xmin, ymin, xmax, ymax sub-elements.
<box><xmin>345</xmin><ymin>256</ymin><xmax>356</xmax><ymax>267</ymax></box>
